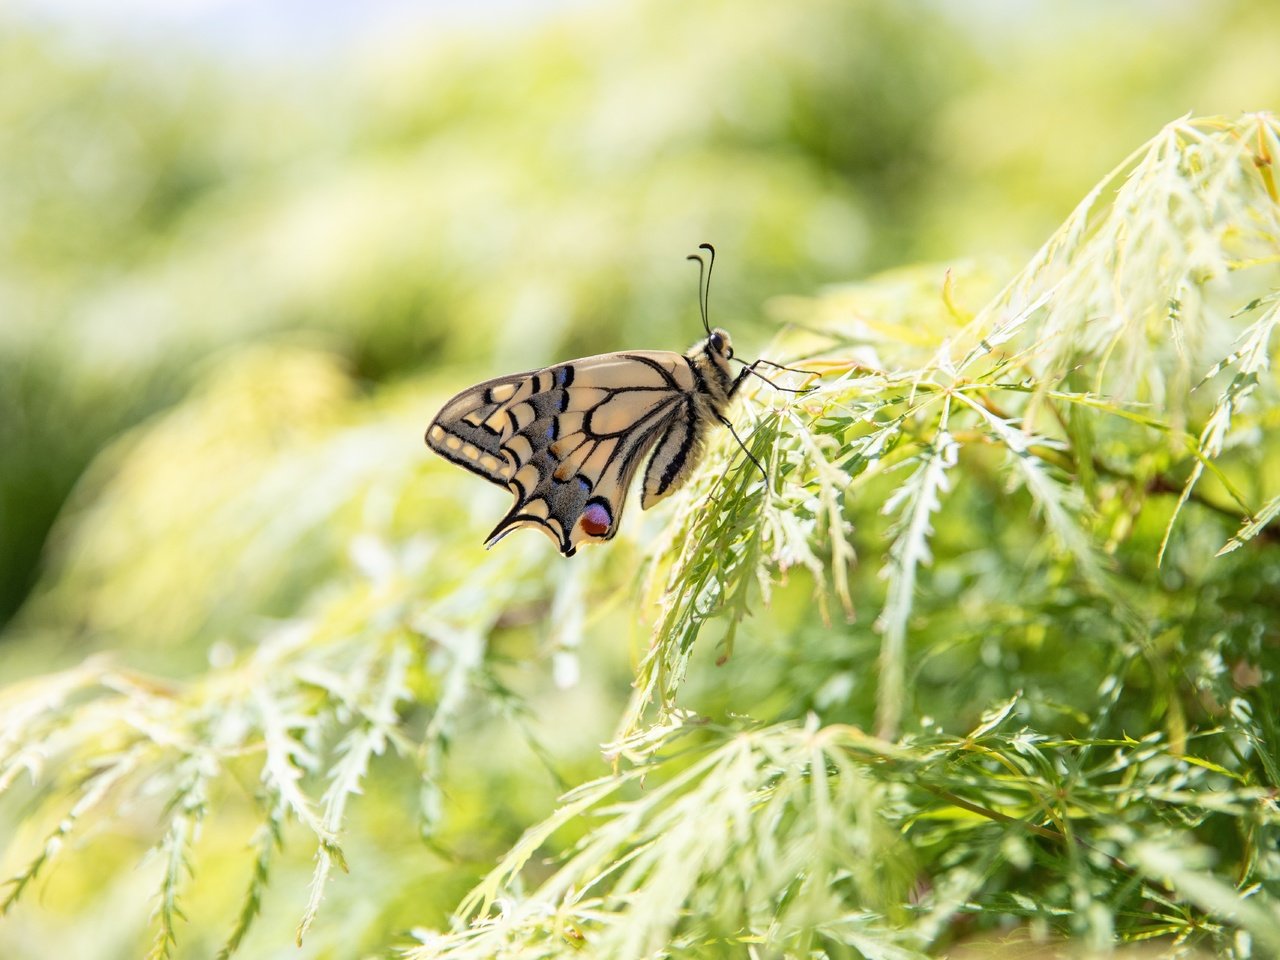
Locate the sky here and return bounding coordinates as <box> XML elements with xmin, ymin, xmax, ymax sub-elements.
<box><xmin>9</xmin><ymin>0</ymin><xmax>591</xmax><ymax>63</ymax></box>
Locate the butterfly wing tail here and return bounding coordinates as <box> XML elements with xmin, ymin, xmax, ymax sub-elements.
<box><xmin>485</xmin><ymin>506</ymin><xmax>577</xmax><ymax>557</ymax></box>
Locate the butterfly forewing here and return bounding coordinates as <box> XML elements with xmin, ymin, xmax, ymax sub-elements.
<box><xmin>425</xmin><ymin>371</ymin><xmax>531</xmax><ymax>484</ymax></box>
<box><xmin>427</xmin><ymin>350</ymin><xmax>710</xmax><ymax>556</ymax></box>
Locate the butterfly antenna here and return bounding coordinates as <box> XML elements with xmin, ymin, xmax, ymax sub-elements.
<box><xmin>686</xmin><ymin>242</ymin><xmax>716</xmax><ymax>337</ymax></box>
<box><xmin>699</xmin><ymin>242</ymin><xmax>716</xmax><ymax>334</ymax></box>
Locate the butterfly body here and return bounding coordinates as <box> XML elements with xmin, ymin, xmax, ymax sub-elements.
<box><xmin>426</xmin><ymin>328</ymin><xmax>740</xmax><ymax>556</ymax></box>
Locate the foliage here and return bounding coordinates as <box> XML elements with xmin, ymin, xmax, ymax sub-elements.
<box><xmin>2</xmin><ymin>110</ymin><xmax>1279</xmax><ymax>959</ymax></box>
<box><xmin>8</xmin><ymin>0</ymin><xmax>1280</xmax><ymax>632</ymax></box>
<box><xmin>402</xmin><ymin>113</ymin><xmax>1280</xmax><ymax>958</ymax></box>
<box><xmin>410</xmin><ymin>709</ymin><xmax>1280</xmax><ymax>959</ymax></box>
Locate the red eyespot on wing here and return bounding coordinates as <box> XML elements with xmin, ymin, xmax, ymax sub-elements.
<box><xmin>581</xmin><ymin>501</ymin><xmax>611</xmax><ymax>537</ymax></box>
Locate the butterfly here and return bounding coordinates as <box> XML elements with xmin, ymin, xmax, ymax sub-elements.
<box><xmin>425</xmin><ymin>244</ymin><xmax>808</xmax><ymax>556</ymax></box>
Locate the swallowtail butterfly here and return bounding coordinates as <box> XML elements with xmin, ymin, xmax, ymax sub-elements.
<box><xmin>425</xmin><ymin>244</ymin><xmax>806</xmax><ymax>555</ymax></box>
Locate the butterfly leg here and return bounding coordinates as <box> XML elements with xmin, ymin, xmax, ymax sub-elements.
<box><xmin>715</xmin><ymin>411</ymin><xmax>767</xmax><ymax>483</ymax></box>
<box><xmin>730</xmin><ymin>359</ymin><xmax>816</xmax><ymax>397</ymax></box>
<box><xmin>752</xmin><ymin>357</ymin><xmax>819</xmax><ymax>377</ymax></box>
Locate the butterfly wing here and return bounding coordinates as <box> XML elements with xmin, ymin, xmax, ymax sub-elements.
<box><xmin>426</xmin><ymin>351</ymin><xmax>698</xmax><ymax>556</ymax></box>
<box><xmin>426</xmin><ymin>370</ymin><xmax>533</xmax><ymax>485</ymax></box>
<box><xmin>641</xmin><ymin>404</ymin><xmax>705</xmax><ymax>510</ymax></box>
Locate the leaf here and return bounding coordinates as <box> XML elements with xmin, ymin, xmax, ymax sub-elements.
<box><xmin>874</xmin><ymin>395</ymin><xmax>957</xmax><ymax>739</ymax></box>
<box><xmin>1218</xmin><ymin>491</ymin><xmax>1280</xmax><ymax>555</ymax></box>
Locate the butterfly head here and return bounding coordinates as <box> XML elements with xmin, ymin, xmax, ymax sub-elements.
<box><xmin>707</xmin><ymin>327</ymin><xmax>734</xmax><ymax>360</ymax></box>
<box><xmin>685</xmin><ymin>326</ymin><xmax>737</xmax><ymax>399</ymax></box>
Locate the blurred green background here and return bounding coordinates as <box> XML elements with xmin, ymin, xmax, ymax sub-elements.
<box><xmin>4</xmin><ymin>0</ymin><xmax>1278</xmax><ymax>637</ymax></box>
<box><xmin>2</xmin><ymin>2</ymin><xmax>1280</xmax><ymax>955</ymax></box>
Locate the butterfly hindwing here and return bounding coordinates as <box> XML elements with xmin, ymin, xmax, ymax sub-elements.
<box><xmin>641</xmin><ymin>399</ymin><xmax>703</xmax><ymax>509</ymax></box>
<box><xmin>427</xmin><ymin>351</ymin><xmax>704</xmax><ymax>556</ymax></box>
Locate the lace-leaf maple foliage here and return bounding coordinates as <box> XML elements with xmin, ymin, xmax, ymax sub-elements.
<box><xmin>414</xmin><ymin>113</ymin><xmax>1280</xmax><ymax>958</ymax></box>
<box><xmin>1</xmin><ymin>115</ymin><xmax>1278</xmax><ymax>959</ymax></box>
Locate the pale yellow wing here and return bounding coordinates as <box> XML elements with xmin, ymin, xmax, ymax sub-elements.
<box><xmin>641</xmin><ymin>407</ymin><xmax>709</xmax><ymax>509</ymax></box>
<box><xmin>426</xmin><ymin>351</ymin><xmax>698</xmax><ymax>556</ymax></box>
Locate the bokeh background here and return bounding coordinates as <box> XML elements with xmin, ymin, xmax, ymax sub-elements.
<box><xmin>2</xmin><ymin>0</ymin><xmax>1279</xmax><ymax>955</ymax></box>
<box><xmin>5</xmin><ymin>0</ymin><xmax>1279</xmax><ymax>637</ymax></box>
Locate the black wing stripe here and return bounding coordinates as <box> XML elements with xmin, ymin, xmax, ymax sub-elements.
<box><xmin>508</xmin><ymin>474</ymin><xmax>528</xmax><ymax>502</ymax></box>
<box><xmin>657</xmin><ymin>401</ymin><xmax>697</xmax><ymax>494</ymax></box>
<box><xmin>584</xmin><ymin>392</ymin><xmax>683</xmax><ymax>439</ymax></box>
<box><xmin>616</xmin><ymin>403</ymin><xmax>687</xmax><ymax>482</ymax></box>
<box><xmin>624</xmin><ymin>353</ymin><xmax>682</xmax><ymax>389</ymax></box>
